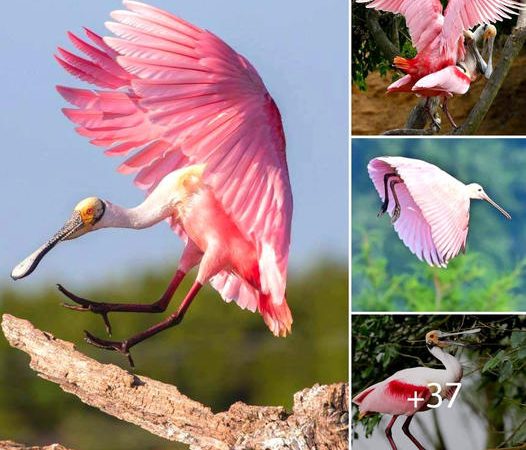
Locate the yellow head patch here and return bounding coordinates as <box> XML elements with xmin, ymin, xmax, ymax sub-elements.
<box><xmin>74</xmin><ymin>197</ymin><xmax>105</xmax><ymax>225</ymax></box>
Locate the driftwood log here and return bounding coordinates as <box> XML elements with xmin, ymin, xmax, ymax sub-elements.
<box><xmin>1</xmin><ymin>314</ymin><xmax>348</xmax><ymax>450</ymax></box>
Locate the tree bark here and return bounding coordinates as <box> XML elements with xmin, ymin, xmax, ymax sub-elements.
<box><xmin>1</xmin><ymin>314</ymin><xmax>348</xmax><ymax>450</ymax></box>
<box><xmin>365</xmin><ymin>10</ymin><xmax>399</xmax><ymax>62</ymax></box>
<box><xmin>0</xmin><ymin>442</ymin><xmax>71</xmax><ymax>450</ymax></box>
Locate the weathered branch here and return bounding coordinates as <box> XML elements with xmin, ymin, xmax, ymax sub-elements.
<box><xmin>1</xmin><ymin>314</ymin><xmax>348</xmax><ymax>450</ymax></box>
<box><xmin>0</xmin><ymin>442</ymin><xmax>71</xmax><ymax>450</ymax></box>
<box><xmin>453</xmin><ymin>25</ymin><xmax>526</xmax><ymax>135</ymax></box>
<box><xmin>365</xmin><ymin>10</ymin><xmax>399</xmax><ymax>61</ymax></box>
<box><xmin>382</xmin><ymin>128</ymin><xmax>435</xmax><ymax>135</ymax></box>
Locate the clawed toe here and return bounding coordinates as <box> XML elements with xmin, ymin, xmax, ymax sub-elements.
<box><xmin>58</xmin><ymin>284</ymin><xmax>113</xmax><ymax>336</ymax></box>
<box><xmin>84</xmin><ymin>331</ymin><xmax>135</xmax><ymax>367</ymax></box>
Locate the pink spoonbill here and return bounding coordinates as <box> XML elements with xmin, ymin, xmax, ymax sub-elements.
<box><xmin>353</xmin><ymin>328</ymin><xmax>480</xmax><ymax>450</ymax></box>
<box><xmin>11</xmin><ymin>1</ymin><xmax>293</xmax><ymax>366</ymax></box>
<box><xmin>368</xmin><ymin>156</ymin><xmax>511</xmax><ymax>267</ymax></box>
<box><xmin>356</xmin><ymin>0</ymin><xmax>524</xmax><ymax>128</ymax></box>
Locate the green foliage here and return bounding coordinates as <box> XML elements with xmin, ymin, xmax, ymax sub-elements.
<box><xmin>351</xmin><ymin>315</ymin><xmax>526</xmax><ymax>448</ymax></box>
<box><xmin>353</xmin><ymin>232</ymin><xmax>525</xmax><ymax>311</ymax></box>
<box><xmin>352</xmin><ymin>139</ymin><xmax>526</xmax><ymax>311</ymax></box>
<box><xmin>0</xmin><ymin>261</ymin><xmax>347</xmax><ymax>450</ymax></box>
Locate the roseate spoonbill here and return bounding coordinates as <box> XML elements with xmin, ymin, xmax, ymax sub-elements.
<box><xmin>11</xmin><ymin>1</ymin><xmax>293</xmax><ymax>365</ymax></box>
<box><xmin>356</xmin><ymin>0</ymin><xmax>523</xmax><ymax>128</ymax></box>
<box><xmin>368</xmin><ymin>156</ymin><xmax>511</xmax><ymax>267</ymax></box>
<box><xmin>353</xmin><ymin>328</ymin><xmax>480</xmax><ymax>450</ymax></box>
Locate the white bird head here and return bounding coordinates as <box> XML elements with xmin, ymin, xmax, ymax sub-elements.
<box><xmin>466</xmin><ymin>183</ymin><xmax>511</xmax><ymax>220</ymax></box>
<box><xmin>11</xmin><ymin>164</ymin><xmax>207</xmax><ymax>280</ymax></box>
<box><xmin>426</xmin><ymin>328</ymin><xmax>481</xmax><ymax>348</ymax></box>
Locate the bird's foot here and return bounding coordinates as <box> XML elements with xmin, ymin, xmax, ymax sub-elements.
<box><xmin>58</xmin><ymin>284</ymin><xmax>113</xmax><ymax>336</ymax></box>
<box><xmin>377</xmin><ymin>201</ymin><xmax>388</xmax><ymax>217</ymax></box>
<box><xmin>84</xmin><ymin>330</ymin><xmax>135</xmax><ymax>367</ymax></box>
<box><xmin>391</xmin><ymin>204</ymin><xmax>401</xmax><ymax>223</ymax></box>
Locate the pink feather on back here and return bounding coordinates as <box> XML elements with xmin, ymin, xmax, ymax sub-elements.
<box><xmin>56</xmin><ymin>0</ymin><xmax>292</xmax><ymax>318</ymax></box>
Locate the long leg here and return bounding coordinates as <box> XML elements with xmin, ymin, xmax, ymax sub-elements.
<box><xmin>59</xmin><ymin>241</ymin><xmax>203</xmax><ymax>335</ymax></box>
<box><xmin>378</xmin><ymin>172</ymin><xmax>398</xmax><ymax>217</ymax></box>
<box><xmin>85</xmin><ymin>281</ymin><xmax>203</xmax><ymax>367</ymax></box>
<box><xmin>59</xmin><ymin>269</ymin><xmax>186</xmax><ymax>336</ymax></box>
<box><xmin>402</xmin><ymin>415</ymin><xmax>426</xmax><ymax>450</ymax></box>
<box><xmin>442</xmin><ymin>97</ymin><xmax>458</xmax><ymax>129</ymax></box>
<box><xmin>389</xmin><ymin>179</ymin><xmax>403</xmax><ymax>224</ymax></box>
<box><xmin>385</xmin><ymin>415</ymin><xmax>399</xmax><ymax>450</ymax></box>
<box><xmin>423</xmin><ymin>97</ymin><xmax>441</xmax><ymax>131</ymax></box>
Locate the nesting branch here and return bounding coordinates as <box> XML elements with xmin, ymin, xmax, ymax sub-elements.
<box><xmin>1</xmin><ymin>314</ymin><xmax>348</xmax><ymax>450</ymax></box>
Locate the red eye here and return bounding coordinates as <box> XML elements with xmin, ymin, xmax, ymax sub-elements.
<box><xmin>86</xmin><ymin>208</ymin><xmax>94</xmax><ymax>215</ymax></box>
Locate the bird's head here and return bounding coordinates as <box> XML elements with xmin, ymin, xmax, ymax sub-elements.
<box><xmin>426</xmin><ymin>328</ymin><xmax>480</xmax><ymax>349</ymax></box>
<box><xmin>466</xmin><ymin>183</ymin><xmax>511</xmax><ymax>220</ymax></box>
<box><xmin>11</xmin><ymin>196</ymin><xmax>106</xmax><ymax>280</ymax></box>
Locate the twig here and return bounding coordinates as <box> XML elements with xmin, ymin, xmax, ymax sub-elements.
<box><xmin>1</xmin><ymin>314</ymin><xmax>348</xmax><ymax>450</ymax></box>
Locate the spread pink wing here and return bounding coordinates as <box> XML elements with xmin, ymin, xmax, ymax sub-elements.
<box><xmin>369</xmin><ymin>157</ymin><xmax>470</xmax><ymax>267</ymax></box>
<box><xmin>412</xmin><ymin>65</ymin><xmax>471</xmax><ymax>96</ymax></box>
<box><xmin>56</xmin><ymin>1</ymin><xmax>292</xmax><ymax>317</ymax></box>
<box><xmin>442</xmin><ymin>0</ymin><xmax>524</xmax><ymax>53</ymax></box>
<box><xmin>355</xmin><ymin>0</ymin><xmax>444</xmax><ymax>52</ymax></box>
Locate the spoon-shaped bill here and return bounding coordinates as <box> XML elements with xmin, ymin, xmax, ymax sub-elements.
<box><xmin>482</xmin><ymin>193</ymin><xmax>511</xmax><ymax>220</ymax></box>
<box><xmin>11</xmin><ymin>212</ymin><xmax>84</xmax><ymax>280</ymax></box>
<box><xmin>439</xmin><ymin>328</ymin><xmax>481</xmax><ymax>346</ymax></box>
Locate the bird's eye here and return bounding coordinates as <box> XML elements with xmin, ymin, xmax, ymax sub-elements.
<box><xmin>86</xmin><ymin>208</ymin><xmax>94</xmax><ymax>215</ymax></box>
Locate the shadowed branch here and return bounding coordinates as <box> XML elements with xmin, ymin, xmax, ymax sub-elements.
<box><xmin>1</xmin><ymin>314</ymin><xmax>348</xmax><ymax>450</ymax></box>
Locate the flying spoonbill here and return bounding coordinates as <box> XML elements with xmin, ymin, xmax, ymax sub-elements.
<box><xmin>368</xmin><ymin>156</ymin><xmax>511</xmax><ymax>267</ymax></box>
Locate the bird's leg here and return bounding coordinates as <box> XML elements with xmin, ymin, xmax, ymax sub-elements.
<box><xmin>441</xmin><ymin>98</ymin><xmax>458</xmax><ymax>130</ymax></box>
<box><xmin>385</xmin><ymin>415</ymin><xmax>399</xmax><ymax>450</ymax></box>
<box><xmin>378</xmin><ymin>172</ymin><xmax>398</xmax><ymax>217</ymax></box>
<box><xmin>401</xmin><ymin>415</ymin><xmax>426</xmax><ymax>450</ymax></box>
<box><xmin>84</xmin><ymin>281</ymin><xmax>203</xmax><ymax>367</ymax></box>
<box><xmin>389</xmin><ymin>179</ymin><xmax>403</xmax><ymax>224</ymax></box>
<box><xmin>424</xmin><ymin>97</ymin><xmax>441</xmax><ymax>131</ymax></box>
<box><xmin>60</xmin><ymin>269</ymin><xmax>186</xmax><ymax>336</ymax></box>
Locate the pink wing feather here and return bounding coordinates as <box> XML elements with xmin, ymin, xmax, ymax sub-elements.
<box><xmin>355</xmin><ymin>0</ymin><xmax>445</xmax><ymax>52</ymax></box>
<box><xmin>56</xmin><ymin>0</ymin><xmax>292</xmax><ymax>315</ymax></box>
<box><xmin>412</xmin><ymin>65</ymin><xmax>471</xmax><ymax>97</ymax></box>
<box><xmin>442</xmin><ymin>0</ymin><xmax>525</xmax><ymax>53</ymax></box>
<box><xmin>369</xmin><ymin>157</ymin><xmax>470</xmax><ymax>267</ymax></box>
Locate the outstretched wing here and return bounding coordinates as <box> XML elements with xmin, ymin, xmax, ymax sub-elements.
<box><xmin>441</xmin><ymin>0</ymin><xmax>524</xmax><ymax>53</ymax></box>
<box><xmin>355</xmin><ymin>0</ymin><xmax>445</xmax><ymax>52</ymax></box>
<box><xmin>369</xmin><ymin>157</ymin><xmax>469</xmax><ymax>267</ymax></box>
<box><xmin>56</xmin><ymin>1</ymin><xmax>292</xmax><ymax>310</ymax></box>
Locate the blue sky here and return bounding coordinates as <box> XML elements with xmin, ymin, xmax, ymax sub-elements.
<box><xmin>0</xmin><ymin>1</ymin><xmax>348</xmax><ymax>289</ymax></box>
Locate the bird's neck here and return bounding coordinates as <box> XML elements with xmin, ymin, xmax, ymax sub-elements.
<box><xmin>101</xmin><ymin>198</ymin><xmax>175</xmax><ymax>230</ymax></box>
<box><xmin>430</xmin><ymin>346</ymin><xmax>463</xmax><ymax>381</ymax></box>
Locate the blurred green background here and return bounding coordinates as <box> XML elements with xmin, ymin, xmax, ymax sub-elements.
<box><xmin>352</xmin><ymin>139</ymin><xmax>526</xmax><ymax>311</ymax></box>
<box><xmin>0</xmin><ymin>261</ymin><xmax>348</xmax><ymax>449</ymax></box>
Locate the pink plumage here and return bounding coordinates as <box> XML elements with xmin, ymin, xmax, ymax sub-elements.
<box><xmin>55</xmin><ymin>1</ymin><xmax>293</xmax><ymax>336</ymax></box>
<box><xmin>368</xmin><ymin>156</ymin><xmax>511</xmax><ymax>267</ymax></box>
<box><xmin>356</xmin><ymin>0</ymin><xmax>524</xmax><ymax>98</ymax></box>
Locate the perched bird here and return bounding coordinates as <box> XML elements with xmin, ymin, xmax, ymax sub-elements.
<box><xmin>353</xmin><ymin>328</ymin><xmax>480</xmax><ymax>450</ymax></box>
<box><xmin>356</xmin><ymin>0</ymin><xmax>524</xmax><ymax>128</ymax></box>
<box><xmin>11</xmin><ymin>1</ymin><xmax>293</xmax><ymax>365</ymax></box>
<box><xmin>368</xmin><ymin>156</ymin><xmax>511</xmax><ymax>267</ymax></box>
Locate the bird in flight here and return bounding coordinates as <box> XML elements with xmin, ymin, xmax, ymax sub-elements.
<box><xmin>368</xmin><ymin>156</ymin><xmax>511</xmax><ymax>267</ymax></box>
<box><xmin>11</xmin><ymin>1</ymin><xmax>293</xmax><ymax>366</ymax></box>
